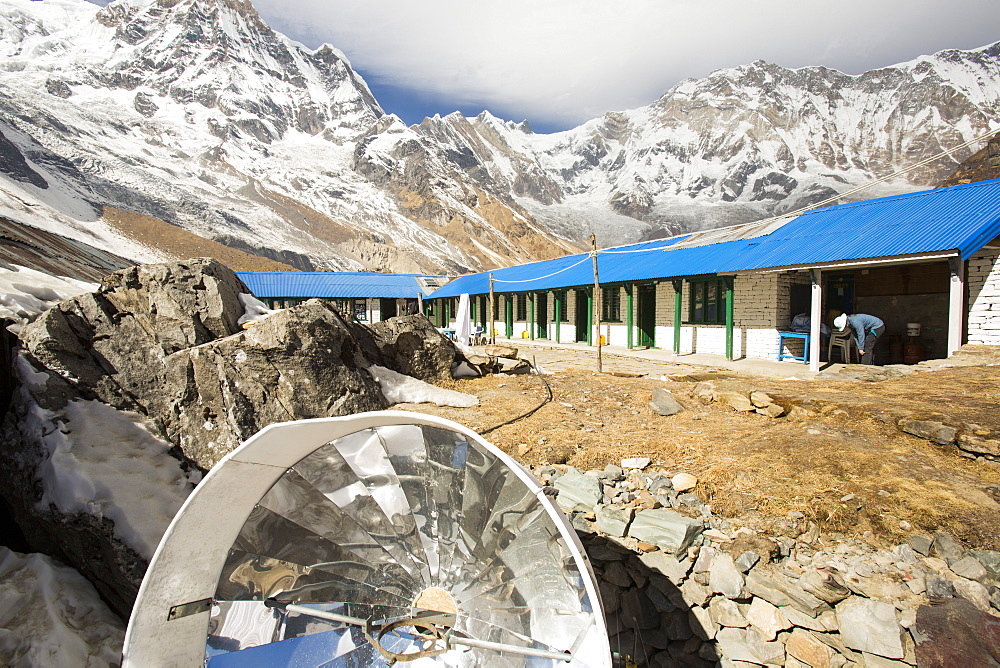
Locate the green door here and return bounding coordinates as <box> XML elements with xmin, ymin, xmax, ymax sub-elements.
<box><xmin>638</xmin><ymin>284</ymin><xmax>656</xmax><ymax>348</ymax></box>
<box><xmin>536</xmin><ymin>292</ymin><xmax>548</xmax><ymax>339</ymax></box>
<box><xmin>575</xmin><ymin>289</ymin><xmax>590</xmax><ymax>343</ymax></box>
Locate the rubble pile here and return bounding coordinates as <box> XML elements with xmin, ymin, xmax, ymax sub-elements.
<box><xmin>534</xmin><ymin>461</ymin><xmax>1000</xmax><ymax>667</ymax></box>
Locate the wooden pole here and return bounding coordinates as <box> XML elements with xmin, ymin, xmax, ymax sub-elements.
<box><xmin>591</xmin><ymin>234</ymin><xmax>602</xmax><ymax>373</ymax></box>
<box><xmin>489</xmin><ymin>273</ymin><xmax>496</xmax><ymax>345</ymax></box>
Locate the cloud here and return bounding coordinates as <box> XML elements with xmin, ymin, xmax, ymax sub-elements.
<box><xmin>239</xmin><ymin>1</ymin><xmax>1000</xmax><ymax>128</ymax></box>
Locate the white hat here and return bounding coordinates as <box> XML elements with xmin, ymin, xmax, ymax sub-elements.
<box><xmin>834</xmin><ymin>313</ymin><xmax>848</xmax><ymax>331</ymax></box>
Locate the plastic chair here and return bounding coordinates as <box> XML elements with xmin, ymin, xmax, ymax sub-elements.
<box><xmin>471</xmin><ymin>326</ymin><xmax>485</xmax><ymax>345</ymax></box>
<box><xmin>828</xmin><ymin>330</ymin><xmax>858</xmax><ymax>364</ymax></box>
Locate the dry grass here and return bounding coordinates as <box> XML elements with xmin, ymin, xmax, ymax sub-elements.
<box><xmin>102</xmin><ymin>206</ymin><xmax>298</xmax><ymax>272</ymax></box>
<box><xmin>410</xmin><ymin>362</ymin><xmax>1000</xmax><ymax>551</ymax></box>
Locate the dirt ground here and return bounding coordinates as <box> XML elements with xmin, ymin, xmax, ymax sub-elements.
<box><xmin>402</xmin><ymin>347</ymin><xmax>1000</xmax><ymax>552</ymax></box>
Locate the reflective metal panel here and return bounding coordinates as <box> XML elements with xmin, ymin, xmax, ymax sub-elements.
<box><xmin>206</xmin><ymin>423</ymin><xmax>608</xmax><ymax>666</ymax></box>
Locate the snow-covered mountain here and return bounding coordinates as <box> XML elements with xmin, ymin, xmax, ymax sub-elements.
<box><xmin>416</xmin><ymin>45</ymin><xmax>1000</xmax><ymax>244</ymax></box>
<box><xmin>0</xmin><ymin>0</ymin><xmax>576</xmax><ymax>272</ymax></box>
<box><xmin>1</xmin><ymin>0</ymin><xmax>998</xmax><ymax>272</ymax></box>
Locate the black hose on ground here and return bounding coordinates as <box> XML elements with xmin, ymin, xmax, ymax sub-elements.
<box><xmin>478</xmin><ymin>356</ymin><xmax>553</xmax><ymax>436</ymax></box>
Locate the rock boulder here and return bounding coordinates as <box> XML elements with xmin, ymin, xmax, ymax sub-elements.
<box><xmin>3</xmin><ymin>259</ymin><xmax>465</xmax><ymax>618</ymax></box>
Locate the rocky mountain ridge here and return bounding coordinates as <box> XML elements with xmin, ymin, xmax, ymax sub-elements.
<box><xmin>0</xmin><ymin>0</ymin><xmax>998</xmax><ymax>272</ymax></box>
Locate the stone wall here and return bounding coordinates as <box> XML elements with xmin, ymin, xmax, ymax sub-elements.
<box><xmin>968</xmin><ymin>249</ymin><xmax>1000</xmax><ymax>345</ymax></box>
<box><xmin>540</xmin><ymin>461</ymin><xmax>1000</xmax><ymax>667</ymax></box>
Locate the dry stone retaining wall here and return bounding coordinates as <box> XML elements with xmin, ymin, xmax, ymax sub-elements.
<box><xmin>537</xmin><ymin>462</ymin><xmax>1000</xmax><ymax>667</ymax></box>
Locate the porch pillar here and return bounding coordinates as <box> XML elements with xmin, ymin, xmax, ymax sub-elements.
<box><xmin>809</xmin><ymin>269</ymin><xmax>823</xmax><ymax>373</ymax></box>
<box><xmin>626</xmin><ymin>284</ymin><xmax>634</xmax><ymax>349</ymax></box>
<box><xmin>555</xmin><ymin>292</ymin><xmax>562</xmax><ymax>343</ymax></box>
<box><xmin>948</xmin><ymin>257</ymin><xmax>965</xmax><ymax>357</ymax></box>
<box><xmin>672</xmin><ymin>280</ymin><xmax>683</xmax><ymax>354</ymax></box>
<box><xmin>724</xmin><ymin>277</ymin><xmax>735</xmax><ymax>360</ymax></box>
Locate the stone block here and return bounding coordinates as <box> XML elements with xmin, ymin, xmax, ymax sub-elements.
<box><xmin>694</xmin><ymin>546</ymin><xmax>716</xmax><ymax>573</ymax></box>
<box><xmin>718</xmin><ymin>390</ymin><xmax>754</xmax><ymax>412</ymax></box>
<box><xmin>709</xmin><ymin>596</ymin><xmax>749</xmax><ymax>628</ymax></box>
<box><xmin>750</xmin><ymin>390</ymin><xmax>775</xmax><ymax>408</ymax></box>
<box><xmin>951</xmin><ymin>555</ymin><xmax>989</xmax><ymax>581</ymax></box>
<box><xmin>958</xmin><ymin>434</ymin><xmax>1000</xmax><ymax>456</ymax></box>
<box><xmin>715</xmin><ymin>627</ymin><xmax>785</xmax><ymax>665</ymax></box>
<box><xmin>638</xmin><ymin>550</ymin><xmax>692</xmax><ymax>585</ymax></box>
<box><xmin>745</xmin><ymin>570</ymin><xmax>831</xmax><ymax>617</ymax></box>
<box><xmin>745</xmin><ymin>597</ymin><xmax>790</xmax><ymax>641</ymax></box>
<box><xmin>925</xmin><ymin>574</ymin><xmax>956</xmax><ymax>600</ymax></box>
<box><xmin>595</xmin><ymin>503</ymin><xmax>635</xmax><ymax>538</ymax></box>
<box><xmin>932</xmin><ymin>531</ymin><xmax>964</xmax><ymax>565</ymax></box>
<box><xmin>756</xmin><ymin>403</ymin><xmax>786</xmax><ymax>418</ymax></box>
<box><xmin>628</xmin><ymin>508</ymin><xmax>704</xmax><ymax>557</ymax></box>
<box><xmin>680</xmin><ymin>579</ymin><xmax>712</xmax><ymax>608</ymax></box>
<box><xmin>968</xmin><ymin>550</ymin><xmax>1000</xmax><ymax>580</ymax></box>
<box><xmin>953</xmin><ymin>578</ymin><xmax>993</xmax><ymax>612</ymax></box>
<box><xmin>781</xmin><ymin>605</ymin><xmax>838</xmax><ymax>632</ymax></box>
<box><xmin>621</xmin><ymin>588</ymin><xmax>660</xmax><ymax>630</ymax></box>
<box><xmin>650</xmin><ymin>388</ymin><xmax>684</xmax><ymax>416</ymax></box>
<box><xmin>908</xmin><ymin>534</ymin><xmax>933</xmax><ymax>556</ymax></box>
<box><xmin>621</xmin><ymin>456</ymin><xmax>651</xmax><ymax>469</ymax></box>
<box><xmin>785</xmin><ymin>628</ymin><xmax>836</xmax><ymax>668</ymax></box>
<box><xmin>836</xmin><ymin>597</ymin><xmax>904</xmax><ymax>659</ymax></box>
<box><xmin>553</xmin><ymin>468</ymin><xmax>602</xmax><ymax>513</ymax></box>
<box><xmin>671</xmin><ymin>472</ymin><xmax>698</xmax><ymax>492</ymax></box>
<box><xmin>709</xmin><ymin>553</ymin><xmax>746</xmax><ymax>599</ymax></box>
<box><xmin>689</xmin><ymin>605</ymin><xmax>717</xmax><ymax>641</ymax></box>
<box><xmin>898</xmin><ymin>418</ymin><xmax>958</xmax><ymax>445</ymax></box>
<box><xmin>734</xmin><ymin>550</ymin><xmax>761</xmax><ymax>573</ymax></box>
<box><xmin>798</xmin><ymin>568</ymin><xmax>851</xmax><ymax>604</ymax></box>
<box><xmin>602</xmin><ymin>560</ymin><xmax>632</xmax><ymax>587</ymax></box>
<box><xmin>483</xmin><ymin>344</ymin><xmax>518</xmax><ymax>358</ymax></box>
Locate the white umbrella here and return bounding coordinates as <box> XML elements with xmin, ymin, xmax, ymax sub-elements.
<box><xmin>454</xmin><ymin>293</ymin><xmax>472</xmax><ymax>345</ymax></box>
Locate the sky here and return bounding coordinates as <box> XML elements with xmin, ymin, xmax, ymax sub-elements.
<box><xmin>100</xmin><ymin>0</ymin><xmax>1000</xmax><ymax>134</ymax></box>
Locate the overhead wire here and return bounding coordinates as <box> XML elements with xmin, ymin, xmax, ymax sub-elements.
<box><xmin>492</xmin><ymin>255</ymin><xmax>592</xmax><ymax>284</ymax></box>
<box><xmin>467</xmin><ymin>130</ymin><xmax>997</xmax><ymax>287</ymax></box>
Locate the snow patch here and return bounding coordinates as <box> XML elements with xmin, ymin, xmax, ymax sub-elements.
<box><xmin>237</xmin><ymin>292</ymin><xmax>281</xmax><ymax>326</ymax></box>
<box><xmin>31</xmin><ymin>393</ymin><xmax>198</xmax><ymax>560</ymax></box>
<box><xmin>0</xmin><ymin>547</ymin><xmax>123</xmax><ymax>667</ymax></box>
<box><xmin>368</xmin><ymin>364</ymin><xmax>479</xmax><ymax>407</ymax></box>
<box><xmin>0</xmin><ymin>264</ymin><xmax>96</xmax><ymax>332</ymax></box>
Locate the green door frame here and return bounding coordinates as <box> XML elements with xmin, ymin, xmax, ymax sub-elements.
<box><xmin>637</xmin><ymin>284</ymin><xmax>656</xmax><ymax>348</ymax></box>
<box><xmin>536</xmin><ymin>292</ymin><xmax>548</xmax><ymax>339</ymax></box>
<box><xmin>529</xmin><ymin>293</ymin><xmax>535</xmax><ymax>340</ymax></box>
<box><xmin>574</xmin><ymin>289</ymin><xmax>591</xmax><ymax>343</ymax></box>
<box><xmin>504</xmin><ymin>296</ymin><xmax>514</xmax><ymax>338</ymax></box>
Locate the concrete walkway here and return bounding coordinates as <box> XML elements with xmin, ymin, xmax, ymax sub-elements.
<box><xmin>478</xmin><ymin>337</ymin><xmax>845</xmax><ymax>380</ymax></box>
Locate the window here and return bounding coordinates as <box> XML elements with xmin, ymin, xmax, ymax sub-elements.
<box><xmin>516</xmin><ymin>294</ymin><xmax>527</xmax><ymax>321</ymax></box>
<box><xmin>602</xmin><ymin>287</ymin><xmax>621</xmax><ymax>322</ymax></box>
<box><xmin>353</xmin><ymin>299</ymin><xmax>368</xmax><ymax>321</ymax></box>
<box><xmin>555</xmin><ymin>291</ymin><xmax>569</xmax><ymax>322</ymax></box>
<box><xmin>688</xmin><ymin>278</ymin><xmax>728</xmax><ymax>324</ymax></box>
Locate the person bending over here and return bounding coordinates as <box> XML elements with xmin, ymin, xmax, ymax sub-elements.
<box><xmin>833</xmin><ymin>313</ymin><xmax>885</xmax><ymax>365</ymax></box>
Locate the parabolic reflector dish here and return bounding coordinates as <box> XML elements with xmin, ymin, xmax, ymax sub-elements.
<box><xmin>124</xmin><ymin>411</ymin><xmax>611</xmax><ymax>666</ymax></box>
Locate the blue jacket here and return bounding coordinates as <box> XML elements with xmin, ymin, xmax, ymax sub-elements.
<box><xmin>847</xmin><ymin>314</ymin><xmax>884</xmax><ymax>349</ymax></box>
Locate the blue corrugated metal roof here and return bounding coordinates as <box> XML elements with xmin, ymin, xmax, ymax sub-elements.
<box><xmin>237</xmin><ymin>272</ymin><xmax>435</xmax><ymax>299</ymax></box>
<box><xmin>432</xmin><ymin>178</ymin><xmax>1000</xmax><ymax>298</ymax></box>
